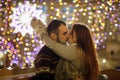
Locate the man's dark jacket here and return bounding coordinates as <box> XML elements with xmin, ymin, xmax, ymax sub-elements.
<box><xmin>34</xmin><ymin>45</ymin><xmax>60</xmax><ymax>80</ymax></box>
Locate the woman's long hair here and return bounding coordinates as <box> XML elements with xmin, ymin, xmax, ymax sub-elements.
<box><xmin>71</xmin><ymin>24</ymin><xmax>99</xmax><ymax>80</ymax></box>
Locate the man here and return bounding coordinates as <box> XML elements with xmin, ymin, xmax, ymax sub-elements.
<box><xmin>33</xmin><ymin>19</ymin><xmax>68</xmax><ymax>80</ymax></box>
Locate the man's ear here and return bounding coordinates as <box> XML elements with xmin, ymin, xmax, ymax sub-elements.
<box><xmin>50</xmin><ymin>33</ymin><xmax>57</xmax><ymax>41</ymax></box>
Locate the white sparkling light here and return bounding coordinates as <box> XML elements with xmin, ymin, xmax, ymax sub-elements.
<box><xmin>9</xmin><ymin>1</ymin><xmax>46</xmax><ymax>36</ymax></box>
<box><xmin>7</xmin><ymin>67</ymin><xmax>13</xmax><ymax>70</ymax></box>
<box><xmin>102</xmin><ymin>59</ymin><xmax>107</xmax><ymax>63</ymax></box>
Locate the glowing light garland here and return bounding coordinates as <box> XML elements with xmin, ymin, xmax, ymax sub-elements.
<box><xmin>0</xmin><ymin>1</ymin><xmax>46</xmax><ymax>69</ymax></box>
<box><xmin>9</xmin><ymin>1</ymin><xmax>46</xmax><ymax>36</ymax></box>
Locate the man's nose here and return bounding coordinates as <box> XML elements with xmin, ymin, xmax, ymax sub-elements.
<box><xmin>66</xmin><ymin>33</ymin><xmax>69</xmax><ymax>38</ymax></box>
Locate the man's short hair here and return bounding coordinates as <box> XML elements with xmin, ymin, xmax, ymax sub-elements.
<box><xmin>47</xmin><ymin>20</ymin><xmax>66</xmax><ymax>35</ymax></box>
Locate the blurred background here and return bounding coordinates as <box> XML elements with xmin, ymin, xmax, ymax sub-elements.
<box><xmin>0</xmin><ymin>0</ymin><xmax>120</xmax><ymax>80</ymax></box>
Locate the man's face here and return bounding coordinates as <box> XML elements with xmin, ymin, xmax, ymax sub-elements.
<box><xmin>57</xmin><ymin>24</ymin><xmax>68</xmax><ymax>44</ymax></box>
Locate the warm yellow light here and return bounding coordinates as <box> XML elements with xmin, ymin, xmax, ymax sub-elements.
<box><xmin>58</xmin><ymin>0</ymin><xmax>62</xmax><ymax>2</ymax></box>
<box><xmin>102</xmin><ymin>3</ymin><xmax>105</xmax><ymax>7</ymax></box>
<box><xmin>93</xmin><ymin>7</ymin><xmax>96</xmax><ymax>10</ymax></box>
<box><xmin>16</xmin><ymin>44</ymin><xmax>19</xmax><ymax>48</ymax></box>
<box><xmin>72</xmin><ymin>17</ymin><xmax>75</xmax><ymax>20</ymax></box>
<box><xmin>43</xmin><ymin>2</ymin><xmax>46</xmax><ymax>5</ymax></box>
<box><xmin>69</xmin><ymin>21</ymin><xmax>74</xmax><ymax>24</ymax></box>
<box><xmin>88</xmin><ymin>16</ymin><xmax>92</xmax><ymax>19</ymax></box>
<box><xmin>18</xmin><ymin>54</ymin><xmax>21</xmax><ymax>57</ymax></box>
<box><xmin>13</xmin><ymin>3</ymin><xmax>16</xmax><ymax>6</ymax></box>
<box><xmin>0</xmin><ymin>28</ymin><xmax>4</xmax><ymax>31</ymax></box>
<box><xmin>23</xmin><ymin>63</ymin><xmax>26</xmax><ymax>67</ymax></box>
<box><xmin>31</xmin><ymin>40</ymin><xmax>34</xmax><ymax>43</ymax></box>
<box><xmin>66</xmin><ymin>11</ymin><xmax>69</xmax><ymax>14</ymax></box>
<box><xmin>80</xmin><ymin>8</ymin><xmax>83</xmax><ymax>12</ymax></box>
<box><xmin>62</xmin><ymin>15</ymin><xmax>66</xmax><ymax>18</ymax></box>
<box><xmin>102</xmin><ymin>59</ymin><xmax>107</xmax><ymax>63</ymax></box>
<box><xmin>59</xmin><ymin>2</ymin><xmax>63</xmax><ymax>5</ymax></box>
<box><xmin>3</xmin><ymin>19</ymin><xmax>5</xmax><ymax>22</ymax></box>
<box><xmin>5</xmin><ymin>2</ymin><xmax>8</xmax><ymax>5</ymax></box>
<box><xmin>75</xmin><ymin>18</ymin><xmax>79</xmax><ymax>21</ymax></box>
<box><xmin>101</xmin><ymin>23</ymin><xmax>105</xmax><ymax>27</ymax></box>
<box><xmin>75</xmin><ymin>4</ymin><xmax>79</xmax><ymax>7</ymax></box>
<box><xmin>73</xmin><ymin>0</ymin><xmax>77</xmax><ymax>3</ymax></box>
<box><xmin>7</xmin><ymin>38</ymin><xmax>10</xmax><ymax>41</ymax></box>
<box><xmin>101</xmin><ymin>33</ymin><xmax>104</xmax><ymax>36</ymax></box>
<box><xmin>99</xmin><ymin>20</ymin><xmax>102</xmax><ymax>23</ymax></box>
<box><xmin>8</xmin><ymin>18</ymin><xmax>11</xmax><ymax>21</ymax></box>
<box><xmin>88</xmin><ymin>20</ymin><xmax>92</xmax><ymax>23</ymax></box>
<box><xmin>97</xmin><ymin>15</ymin><xmax>100</xmax><ymax>18</ymax></box>
<box><xmin>12</xmin><ymin>55</ymin><xmax>15</xmax><ymax>58</ymax></box>
<box><xmin>23</xmin><ymin>56</ymin><xmax>26</xmax><ymax>60</ymax></box>
<box><xmin>97</xmin><ymin>33</ymin><xmax>99</xmax><ymax>36</ymax></box>
<box><xmin>13</xmin><ymin>39</ymin><xmax>16</xmax><ymax>42</ymax></box>
<box><xmin>50</xmin><ymin>6</ymin><xmax>54</xmax><ymax>10</ymax></box>
<box><xmin>10</xmin><ymin>29</ymin><xmax>13</xmax><ymax>32</ymax></box>
<box><xmin>24</xmin><ymin>47</ymin><xmax>28</xmax><ymax>51</ymax></box>
<box><xmin>83</xmin><ymin>13</ymin><xmax>86</xmax><ymax>16</ymax></box>
<box><xmin>109</xmin><ymin>32</ymin><xmax>112</xmax><ymax>35</ymax></box>
<box><xmin>56</xmin><ymin>9</ymin><xmax>60</xmax><ymax>12</ymax></box>
<box><xmin>50</xmin><ymin>16</ymin><xmax>53</xmax><ymax>19</ymax></box>
<box><xmin>17</xmin><ymin>50</ymin><xmax>20</xmax><ymax>53</ymax></box>
<box><xmin>2</xmin><ymin>32</ymin><xmax>5</xmax><ymax>35</ymax></box>
<box><xmin>53</xmin><ymin>17</ymin><xmax>57</xmax><ymax>19</ymax></box>
<box><xmin>9</xmin><ymin>11</ymin><xmax>12</xmax><ymax>14</ymax></box>
<box><xmin>85</xmin><ymin>0</ymin><xmax>88</xmax><ymax>3</ymax></box>
<box><xmin>51</xmin><ymin>2</ymin><xmax>54</xmax><ymax>5</ymax></box>
<box><xmin>96</xmin><ymin>28</ymin><xmax>100</xmax><ymax>31</ymax></box>
<box><xmin>95</xmin><ymin>44</ymin><xmax>97</xmax><ymax>49</ymax></box>
<box><xmin>8</xmin><ymin>54</ymin><xmax>12</xmax><ymax>57</ymax></box>
<box><xmin>20</xmin><ymin>37</ymin><xmax>23</xmax><ymax>40</ymax></box>
<box><xmin>39</xmin><ymin>41</ymin><xmax>43</xmax><ymax>44</ymax></box>
<box><xmin>25</xmin><ymin>43</ymin><xmax>29</xmax><ymax>46</ymax></box>
<box><xmin>74</xmin><ymin>9</ymin><xmax>77</xmax><ymax>12</ymax></box>
<box><xmin>97</xmin><ymin>10</ymin><xmax>101</xmax><ymax>13</ymax></box>
<box><xmin>84</xmin><ymin>9</ymin><xmax>87</xmax><ymax>12</ymax></box>
<box><xmin>9</xmin><ymin>57</ymin><xmax>12</xmax><ymax>60</ymax></box>
<box><xmin>66</xmin><ymin>7</ymin><xmax>69</xmax><ymax>10</ymax></box>
<box><xmin>5</xmin><ymin>40</ymin><xmax>7</xmax><ymax>45</ymax></box>
<box><xmin>7</xmin><ymin>31</ymin><xmax>10</xmax><ymax>34</ymax></box>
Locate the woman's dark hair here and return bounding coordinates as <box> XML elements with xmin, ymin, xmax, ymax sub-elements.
<box><xmin>47</xmin><ymin>20</ymin><xmax>66</xmax><ymax>35</ymax></box>
<box><xmin>71</xmin><ymin>23</ymin><xmax>99</xmax><ymax>80</ymax></box>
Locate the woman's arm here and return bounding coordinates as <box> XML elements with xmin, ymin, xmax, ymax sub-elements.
<box><xmin>31</xmin><ymin>18</ymin><xmax>46</xmax><ymax>36</ymax></box>
<box><xmin>41</xmin><ymin>33</ymin><xmax>76</xmax><ymax>61</ymax></box>
<box><xmin>31</xmin><ymin>19</ymin><xmax>76</xmax><ymax>61</ymax></box>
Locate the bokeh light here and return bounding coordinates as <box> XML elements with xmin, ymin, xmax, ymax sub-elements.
<box><xmin>0</xmin><ymin>0</ymin><xmax>119</xmax><ymax>69</ymax></box>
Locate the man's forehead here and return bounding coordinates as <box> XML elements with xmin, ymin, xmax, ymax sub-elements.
<box><xmin>58</xmin><ymin>24</ymin><xmax>67</xmax><ymax>31</ymax></box>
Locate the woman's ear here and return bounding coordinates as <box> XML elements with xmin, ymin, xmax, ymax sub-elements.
<box><xmin>50</xmin><ymin>33</ymin><xmax>57</xmax><ymax>41</ymax></box>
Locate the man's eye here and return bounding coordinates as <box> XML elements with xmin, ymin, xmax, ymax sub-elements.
<box><xmin>63</xmin><ymin>32</ymin><xmax>67</xmax><ymax>35</ymax></box>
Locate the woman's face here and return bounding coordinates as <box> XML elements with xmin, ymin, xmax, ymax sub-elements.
<box><xmin>68</xmin><ymin>29</ymin><xmax>77</xmax><ymax>44</ymax></box>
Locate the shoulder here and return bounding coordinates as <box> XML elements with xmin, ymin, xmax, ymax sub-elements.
<box><xmin>36</xmin><ymin>45</ymin><xmax>60</xmax><ymax>58</ymax></box>
<box><xmin>39</xmin><ymin>45</ymin><xmax>55</xmax><ymax>53</ymax></box>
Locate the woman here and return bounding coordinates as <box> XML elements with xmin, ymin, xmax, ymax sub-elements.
<box><xmin>31</xmin><ymin>19</ymin><xmax>100</xmax><ymax>80</ymax></box>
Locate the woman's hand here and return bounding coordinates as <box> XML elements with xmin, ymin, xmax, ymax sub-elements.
<box><xmin>31</xmin><ymin>18</ymin><xmax>46</xmax><ymax>35</ymax></box>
